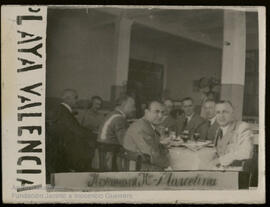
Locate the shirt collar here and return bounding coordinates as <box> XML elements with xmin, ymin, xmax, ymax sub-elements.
<box><xmin>209</xmin><ymin>116</ymin><xmax>216</xmax><ymax>125</ymax></box>
<box><xmin>150</xmin><ymin>124</ymin><xmax>156</xmax><ymax>131</ymax></box>
<box><xmin>116</xmin><ymin>108</ymin><xmax>126</xmax><ymax>118</ymax></box>
<box><xmin>186</xmin><ymin>113</ymin><xmax>194</xmax><ymax>122</ymax></box>
<box><xmin>61</xmin><ymin>102</ymin><xmax>72</xmax><ymax>113</ymax></box>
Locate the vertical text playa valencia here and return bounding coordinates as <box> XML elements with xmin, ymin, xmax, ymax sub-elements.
<box><xmin>16</xmin><ymin>7</ymin><xmax>44</xmax><ymax>192</ymax></box>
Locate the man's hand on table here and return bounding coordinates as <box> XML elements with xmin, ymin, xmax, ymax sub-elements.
<box><xmin>164</xmin><ymin>166</ymin><xmax>173</xmax><ymax>171</ymax></box>
<box><xmin>210</xmin><ymin>158</ymin><xmax>229</xmax><ymax>171</ymax></box>
<box><xmin>210</xmin><ymin>158</ymin><xmax>220</xmax><ymax>166</ymax></box>
<box><xmin>210</xmin><ymin>158</ymin><xmax>226</xmax><ymax>169</ymax></box>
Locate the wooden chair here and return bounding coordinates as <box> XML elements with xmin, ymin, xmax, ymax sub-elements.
<box><xmin>97</xmin><ymin>142</ymin><xmax>121</xmax><ymax>172</ymax></box>
<box><xmin>238</xmin><ymin>144</ymin><xmax>259</xmax><ymax>188</ymax></box>
<box><xmin>118</xmin><ymin>149</ymin><xmax>151</xmax><ymax>171</ymax></box>
<box><xmin>245</xmin><ymin>144</ymin><xmax>258</xmax><ymax>187</ymax></box>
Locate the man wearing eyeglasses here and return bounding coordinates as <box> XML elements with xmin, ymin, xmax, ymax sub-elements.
<box><xmin>123</xmin><ymin>100</ymin><xmax>170</xmax><ymax>171</ymax></box>
<box><xmin>200</xmin><ymin>99</ymin><xmax>219</xmax><ymax>141</ymax></box>
<box><xmin>176</xmin><ymin>97</ymin><xmax>206</xmax><ymax>138</ymax></box>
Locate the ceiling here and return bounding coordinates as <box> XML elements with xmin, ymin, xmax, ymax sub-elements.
<box><xmin>97</xmin><ymin>7</ymin><xmax>258</xmax><ymax>49</ymax></box>
<box><xmin>133</xmin><ymin>9</ymin><xmax>224</xmax><ymax>48</ymax></box>
<box><xmin>96</xmin><ymin>7</ymin><xmax>225</xmax><ymax>47</ymax></box>
<box><xmin>49</xmin><ymin>6</ymin><xmax>259</xmax><ymax>49</ymax></box>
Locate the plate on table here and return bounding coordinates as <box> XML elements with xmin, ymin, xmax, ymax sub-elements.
<box><xmin>206</xmin><ymin>142</ymin><xmax>214</xmax><ymax>147</ymax></box>
<box><xmin>181</xmin><ymin>140</ymin><xmax>213</xmax><ymax>151</ymax></box>
<box><xmin>171</xmin><ymin>136</ymin><xmax>183</xmax><ymax>142</ymax></box>
<box><xmin>169</xmin><ymin>140</ymin><xmax>184</xmax><ymax>147</ymax></box>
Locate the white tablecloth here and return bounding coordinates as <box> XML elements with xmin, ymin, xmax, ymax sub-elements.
<box><xmin>169</xmin><ymin>146</ymin><xmax>243</xmax><ymax>171</ymax></box>
<box><xmin>169</xmin><ymin>146</ymin><xmax>216</xmax><ymax>170</ymax></box>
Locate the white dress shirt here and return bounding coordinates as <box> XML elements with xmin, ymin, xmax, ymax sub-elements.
<box><xmin>220</xmin><ymin>125</ymin><xmax>229</xmax><ymax>136</ymax></box>
<box><xmin>185</xmin><ymin>113</ymin><xmax>194</xmax><ymax>123</ymax></box>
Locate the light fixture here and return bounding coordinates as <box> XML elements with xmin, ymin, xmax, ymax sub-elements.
<box><xmin>224</xmin><ymin>41</ymin><xmax>231</xmax><ymax>46</ymax></box>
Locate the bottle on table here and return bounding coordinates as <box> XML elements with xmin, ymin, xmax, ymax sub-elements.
<box><xmin>164</xmin><ymin>127</ymin><xmax>169</xmax><ymax>137</ymax></box>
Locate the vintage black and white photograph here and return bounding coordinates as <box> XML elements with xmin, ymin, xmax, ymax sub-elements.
<box><xmin>45</xmin><ymin>6</ymin><xmax>260</xmax><ymax>190</ymax></box>
<box><xmin>1</xmin><ymin>5</ymin><xmax>265</xmax><ymax>204</ymax></box>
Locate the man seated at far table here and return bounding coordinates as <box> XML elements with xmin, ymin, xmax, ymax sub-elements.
<box><xmin>48</xmin><ymin>89</ymin><xmax>96</xmax><ymax>172</ymax></box>
<box><xmin>160</xmin><ymin>99</ymin><xmax>177</xmax><ymax>132</ymax></box>
<box><xmin>80</xmin><ymin>96</ymin><xmax>105</xmax><ymax>133</ymax></box>
<box><xmin>123</xmin><ymin>100</ymin><xmax>170</xmax><ymax>171</ymax></box>
<box><xmin>200</xmin><ymin>99</ymin><xmax>219</xmax><ymax>141</ymax></box>
<box><xmin>212</xmin><ymin>100</ymin><xmax>253</xmax><ymax>169</ymax></box>
<box><xmin>97</xmin><ymin>95</ymin><xmax>136</xmax><ymax>170</ymax></box>
<box><xmin>176</xmin><ymin>97</ymin><xmax>206</xmax><ymax>138</ymax></box>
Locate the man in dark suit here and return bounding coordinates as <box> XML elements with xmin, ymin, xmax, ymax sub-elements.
<box><xmin>160</xmin><ymin>99</ymin><xmax>177</xmax><ymax>132</ymax></box>
<box><xmin>123</xmin><ymin>100</ymin><xmax>170</xmax><ymax>171</ymax></box>
<box><xmin>176</xmin><ymin>97</ymin><xmax>206</xmax><ymax>138</ymax></box>
<box><xmin>48</xmin><ymin>89</ymin><xmax>96</xmax><ymax>173</ymax></box>
<box><xmin>200</xmin><ymin>99</ymin><xmax>219</xmax><ymax>141</ymax></box>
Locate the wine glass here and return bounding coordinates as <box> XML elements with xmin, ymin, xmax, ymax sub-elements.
<box><xmin>193</xmin><ymin>133</ymin><xmax>200</xmax><ymax>142</ymax></box>
<box><xmin>169</xmin><ymin>131</ymin><xmax>176</xmax><ymax>140</ymax></box>
<box><xmin>182</xmin><ymin>130</ymin><xmax>190</xmax><ymax>143</ymax></box>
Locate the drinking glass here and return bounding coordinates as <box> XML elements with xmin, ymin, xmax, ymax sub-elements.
<box><xmin>193</xmin><ymin>133</ymin><xmax>200</xmax><ymax>142</ymax></box>
<box><xmin>182</xmin><ymin>130</ymin><xmax>190</xmax><ymax>143</ymax></box>
<box><xmin>169</xmin><ymin>131</ymin><xmax>176</xmax><ymax>140</ymax></box>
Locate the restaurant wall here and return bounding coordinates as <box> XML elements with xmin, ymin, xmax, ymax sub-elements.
<box><xmin>46</xmin><ymin>9</ymin><xmax>115</xmax><ymax>101</ymax></box>
<box><xmin>129</xmin><ymin>33</ymin><xmax>169</xmax><ymax>93</ymax></box>
<box><xmin>46</xmin><ymin>9</ymin><xmax>222</xmax><ymax>104</ymax></box>
<box><xmin>166</xmin><ymin>44</ymin><xmax>222</xmax><ymax>104</ymax></box>
<box><xmin>130</xmin><ymin>34</ymin><xmax>222</xmax><ymax>105</ymax></box>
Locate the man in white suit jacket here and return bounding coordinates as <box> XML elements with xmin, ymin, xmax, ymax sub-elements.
<box><xmin>213</xmin><ymin>100</ymin><xmax>253</xmax><ymax>167</ymax></box>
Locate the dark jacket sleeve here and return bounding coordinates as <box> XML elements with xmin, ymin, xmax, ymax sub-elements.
<box><xmin>176</xmin><ymin>116</ymin><xmax>184</xmax><ymax>135</ymax></box>
<box><xmin>53</xmin><ymin>106</ymin><xmax>96</xmax><ymax>146</ymax></box>
<box><xmin>193</xmin><ymin>116</ymin><xmax>207</xmax><ymax>133</ymax></box>
<box><xmin>197</xmin><ymin>121</ymin><xmax>209</xmax><ymax>140</ymax></box>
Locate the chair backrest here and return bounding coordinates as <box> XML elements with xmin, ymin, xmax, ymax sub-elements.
<box><xmin>97</xmin><ymin>142</ymin><xmax>120</xmax><ymax>172</ymax></box>
<box><xmin>118</xmin><ymin>149</ymin><xmax>142</xmax><ymax>171</ymax></box>
<box><xmin>241</xmin><ymin>144</ymin><xmax>259</xmax><ymax>187</ymax></box>
<box><xmin>96</xmin><ymin>143</ymin><xmax>152</xmax><ymax>172</ymax></box>
<box><xmin>118</xmin><ymin>149</ymin><xmax>151</xmax><ymax>171</ymax></box>
<box><xmin>248</xmin><ymin>144</ymin><xmax>258</xmax><ymax>187</ymax></box>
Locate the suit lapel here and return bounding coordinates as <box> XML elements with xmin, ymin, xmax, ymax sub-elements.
<box><xmin>142</xmin><ymin>119</ymin><xmax>156</xmax><ymax>137</ymax></box>
<box><xmin>209</xmin><ymin>121</ymin><xmax>219</xmax><ymax>138</ymax></box>
<box><xmin>217</xmin><ymin>122</ymin><xmax>236</xmax><ymax>154</ymax></box>
<box><xmin>177</xmin><ymin>115</ymin><xmax>185</xmax><ymax>132</ymax></box>
<box><xmin>63</xmin><ymin>105</ymin><xmax>79</xmax><ymax>124</ymax></box>
<box><xmin>220</xmin><ymin>130</ymin><xmax>232</xmax><ymax>149</ymax></box>
<box><xmin>187</xmin><ymin>114</ymin><xmax>196</xmax><ymax>131</ymax></box>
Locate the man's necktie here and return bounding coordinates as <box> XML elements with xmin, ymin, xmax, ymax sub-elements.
<box><xmin>206</xmin><ymin>120</ymin><xmax>212</xmax><ymax>139</ymax></box>
<box><xmin>154</xmin><ymin>128</ymin><xmax>161</xmax><ymax>137</ymax></box>
<box><xmin>215</xmin><ymin>128</ymin><xmax>223</xmax><ymax>146</ymax></box>
<box><xmin>182</xmin><ymin>117</ymin><xmax>188</xmax><ymax>131</ymax></box>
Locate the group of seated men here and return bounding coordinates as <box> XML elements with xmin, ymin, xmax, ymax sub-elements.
<box><xmin>47</xmin><ymin>88</ymin><xmax>254</xmax><ymax>174</ymax></box>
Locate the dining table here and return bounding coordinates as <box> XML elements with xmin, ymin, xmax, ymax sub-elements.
<box><xmin>164</xmin><ymin>139</ymin><xmax>243</xmax><ymax>172</ymax></box>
